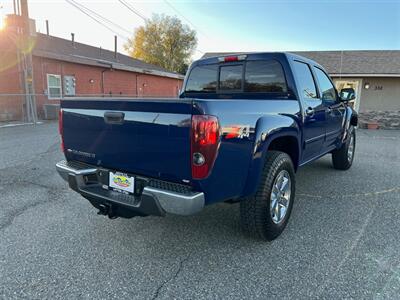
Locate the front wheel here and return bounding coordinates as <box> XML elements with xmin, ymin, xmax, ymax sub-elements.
<box><xmin>240</xmin><ymin>151</ymin><xmax>296</xmax><ymax>241</ymax></box>
<box><xmin>332</xmin><ymin>128</ymin><xmax>356</xmax><ymax>170</ymax></box>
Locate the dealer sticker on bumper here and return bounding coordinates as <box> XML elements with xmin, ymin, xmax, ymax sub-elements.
<box><xmin>109</xmin><ymin>172</ymin><xmax>135</xmax><ymax>194</ymax></box>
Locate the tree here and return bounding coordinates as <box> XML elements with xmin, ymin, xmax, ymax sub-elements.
<box><xmin>124</xmin><ymin>14</ymin><xmax>197</xmax><ymax>74</ymax></box>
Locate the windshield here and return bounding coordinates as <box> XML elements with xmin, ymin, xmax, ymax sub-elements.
<box><xmin>185</xmin><ymin>59</ymin><xmax>287</xmax><ymax>94</ymax></box>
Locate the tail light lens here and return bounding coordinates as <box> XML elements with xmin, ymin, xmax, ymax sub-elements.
<box><xmin>58</xmin><ymin>109</ymin><xmax>65</xmax><ymax>152</ymax></box>
<box><xmin>191</xmin><ymin>115</ymin><xmax>220</xmax><ymax>179</ymax></box>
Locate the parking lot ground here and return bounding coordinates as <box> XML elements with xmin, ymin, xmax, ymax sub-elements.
<box><xmin>0</xmin><ymin>122</ymin><xmax>399</xmax><ymax>299</ymax></box>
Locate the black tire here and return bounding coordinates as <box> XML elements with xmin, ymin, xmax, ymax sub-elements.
<box><xmin>240</xmin><ymin>151</ymin><xmax>296</xmax><ymax>241</ymax></box>
<box><xmin>332</xmin><ymin>128</ymin><xmax>356</xmax><ymax>170</ymax></box>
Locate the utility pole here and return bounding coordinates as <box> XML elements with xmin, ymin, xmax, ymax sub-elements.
<box><xmin>114</xmin><ymin>35</ymin><xmax>117</xmax><ymax>59</ymax></box>
<box><xmin>19</xmin><ymin>0</ymin><xmax>37</xmax><ymax>123</ymax></box>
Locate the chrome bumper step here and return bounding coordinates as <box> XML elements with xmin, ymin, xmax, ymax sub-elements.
<box><xmin>56</xmin><ymin>160</ymin><xmax>205</xmax><ymax>216</ymax></box>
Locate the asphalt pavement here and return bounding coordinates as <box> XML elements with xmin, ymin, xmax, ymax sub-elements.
<box><xmin>0</xmin><ymin>122</ymin><xmax>399</xmax><ymax>299</ymax></box>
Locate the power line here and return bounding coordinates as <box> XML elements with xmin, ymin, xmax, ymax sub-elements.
<box><xmin>65</xmin><ymin>0</ymin><xmax>129</xmax><ymax>41</ymax></box>
<box><xmin>77</xmin><ymin>0</ymin><xmax>205</xmax><ymax>54</ymax></box>
<box><xmin>163</xmin><ymin>0</ymin><xmax>209</xmax><ymax>39</ymax></box>
<box><xmin>162</xmin><ymin>0</ymin><xmax>207</xmax><ymax>56</ymax></box>
<box><xmin>118</xmin><ymin>0</ymin><xmax>148</xmax><ymax>21</ymax></box>
<box><xmin>69</xmin><ymin>0</ymin><xmax>132</xmax><ymax>35</ymax></box>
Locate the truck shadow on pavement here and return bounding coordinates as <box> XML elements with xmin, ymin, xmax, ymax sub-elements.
<box><xmin>93</xmin><ymin>153</ymin><xmax>392</xmax><ymax>247</ymax></box>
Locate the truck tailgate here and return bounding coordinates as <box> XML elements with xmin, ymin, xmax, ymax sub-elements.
<box><xmin>61</xmin><ymin>99</ymin><xmax>193</xmax><ymax>183</ymax></box>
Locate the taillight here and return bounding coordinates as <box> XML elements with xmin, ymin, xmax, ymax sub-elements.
<box><xmin>191</xmin><ymin>115</ymin><xmax>220</xmax><ymax>179</ymax></box>
<box><xmin>58</xmin><ymin>109</ymin><xmax>65</xmax><ymax>152</ymax></box>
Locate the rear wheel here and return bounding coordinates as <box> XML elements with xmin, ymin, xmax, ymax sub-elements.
<box><xmin>240</xmin><ymin>151</ymin><xmax>295</xmax><ymax>240</ymax></box>
<box><xmin>332</xmin><ymin>128</ymin><xmax>356</xmax><ymax>170</ymax></box>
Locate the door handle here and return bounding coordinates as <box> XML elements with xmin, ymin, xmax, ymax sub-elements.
<box><xmin>104</xmin><ymin>111</ymin><xmax>125</xmax><ymax>124</ymax></box>
<box><xmin>326</xmin><ymin>107</ymin><xmax>332</xmax><ymax>114</ymax></box>
<box><xmin>305</xmin><ymin>107</ymin><xmax>314</xmax><ymax>117</ymax></box>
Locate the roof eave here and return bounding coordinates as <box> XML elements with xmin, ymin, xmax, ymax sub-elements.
<box><xmin>33</xmin><ymin>50</ymin><xmax>184</xmax><ymax>80</ymax></box>
<box><xmin>330</xmin><ymin>73</ymin><xmax>400</xmax><ymax>78</ymax></box>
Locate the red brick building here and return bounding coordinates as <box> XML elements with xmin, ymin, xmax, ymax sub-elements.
<box><xmin>0</xmin><ymin>16</ymin><xmax>184</xmax><ymax>122</ymax></box>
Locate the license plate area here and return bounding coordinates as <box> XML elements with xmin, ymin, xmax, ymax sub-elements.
<box><xmin>109</xmin><ymin>172</ymin><xmax>135</xmax><ymax>194</ymax></box>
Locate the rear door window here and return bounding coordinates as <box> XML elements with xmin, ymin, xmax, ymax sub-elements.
<box><xmin>219</xmin><ymin>65</ymin><xmax>243</xmax><ymax>91</ymax></box>
<box><xmin>292</xmin><ymin>61</ymin><xmax>318</xmax><ymax>100</ymax></box>
<box><xmin>245</xmin><ymin>60</ymin><xmax>287</xmax><ymax>92</ymax></box>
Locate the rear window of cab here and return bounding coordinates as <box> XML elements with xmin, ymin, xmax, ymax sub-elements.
<box><xmin>185</xmin><ymin>60</ymin><xmax>288</xmax><ymax>94</ymax></box>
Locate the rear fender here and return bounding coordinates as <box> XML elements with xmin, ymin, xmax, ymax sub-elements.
<box><xmin>242</xmin><ymin>115</ymin><xmax>301</xmax><ymax>197</ymax></box>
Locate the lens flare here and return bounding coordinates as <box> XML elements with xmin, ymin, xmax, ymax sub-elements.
<box><xmin>0</xmin><ymin>14</ymin><xmax>4</xmax><ymax>30</ymax></box>
<box><xmin>0</xmin><ymin>35</ymin><xmax>37</xmax><ymax>73</ymax></box>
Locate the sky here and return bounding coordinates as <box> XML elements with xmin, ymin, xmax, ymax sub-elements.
<box><xmin>1</xmin><ymin>0</ymin><xmax>399</xmax><ymax>59</ymax></box>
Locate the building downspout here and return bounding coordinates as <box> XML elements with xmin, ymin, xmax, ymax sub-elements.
<box><xmin>101</xmin><ymin>63</ymin><xmax>113</xmax><ymax>96</ymax></box>
<box><xmin>136</xmin><ymin>74</ymin><xmax>138</xmax><ymax>97</ymax></box>
<box><xmin>101</xmin><ymin>69</ymin><xmax>107</xmax><ymax>96</ymax></box>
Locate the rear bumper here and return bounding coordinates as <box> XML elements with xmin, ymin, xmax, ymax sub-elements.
<box><xmin>56</xmin><ymin>160</ymin><xmax>204</xmax><ymax>217</ymax></box>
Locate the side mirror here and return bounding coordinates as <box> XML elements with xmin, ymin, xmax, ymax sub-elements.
<box><xmin>339</xmin><ymin>88</ymin><xmax>356</xmax><ymax>102</ymax></box>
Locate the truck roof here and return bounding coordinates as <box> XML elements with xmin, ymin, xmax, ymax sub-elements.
<box><xmin>197</xmin><ymin>52</ymin><xmax>325</xmax><ymax>70</ymax></box>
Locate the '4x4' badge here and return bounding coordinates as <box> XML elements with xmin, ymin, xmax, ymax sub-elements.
<box><xmin>223</xmin><ymin>125</ymin><xmax>251</xmax><ymax>139</ymax></box>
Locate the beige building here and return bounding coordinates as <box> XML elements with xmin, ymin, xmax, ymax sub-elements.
<box><xmin>204</xmin><ymin>50</ymin><xmax>400</xmax><ymax>129</ymax></box>
<box><xmin>295</xmin><ymin>51</ymin><xmax>400</xmax><ymax>129</ymax></box>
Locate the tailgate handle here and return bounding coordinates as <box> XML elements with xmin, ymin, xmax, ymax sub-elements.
<box><xmin>104</xmin><ymin>111</ymin><xmax>125</xmax><ymax>124</ymax></box>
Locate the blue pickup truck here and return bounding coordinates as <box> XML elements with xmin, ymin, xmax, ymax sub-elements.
<box><xmin>56</xmin><ymin>52</ymin><xmax>357</xmax><ymax>240</ymax></box>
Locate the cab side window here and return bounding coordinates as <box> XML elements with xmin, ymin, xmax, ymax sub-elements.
<box><xmin>292</xmin><ymin>61</ymin><xmax>318</xmax><ymax>100</ymax></box>
<box><xmin>314</xmin><ymin>67</ymin><xmax>337</xmax><ymax>102</ymax></box>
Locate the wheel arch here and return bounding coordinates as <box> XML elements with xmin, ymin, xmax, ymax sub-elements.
<box><xmin>242</xmin><ymin>115</ymin><xmax>301</xmax><ymax>197</ymax></box>
<box><xmin>268</xmin><ymin>135</ymin><xmax>300</xmax><ymax>171</ymax></box>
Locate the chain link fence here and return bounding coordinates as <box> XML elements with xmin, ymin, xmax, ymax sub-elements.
<box><xmin>0</xmin><ymin>93</ymin><xmax>52</xmax><ymax>125</ymax></box>
<box><xmin>0</xmin><ymin>93</ymin><xmax>180</xmax><ymax>126</ymax></box>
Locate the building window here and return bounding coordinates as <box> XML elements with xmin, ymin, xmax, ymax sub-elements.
<box><xmin>47</xmin><ymin>74</ymin><xmax>62</xmax><ymax>99</ymax></box>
